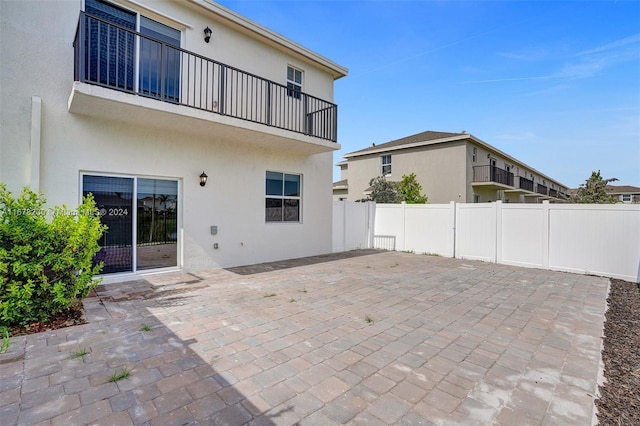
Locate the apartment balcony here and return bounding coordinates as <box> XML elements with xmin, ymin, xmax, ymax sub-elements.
<box><xmin>472</xmin><ymin>165</ymin><xmax>514</xmax><ymax>190</ymax></box>
<box><xmin>69</xmin><ymin>12</ymin><xmax>339</xmax><ymax>154</ymax></box>
<box><xmin>536</xmin><ymin>184</ymin><xmax>548</xmax><ymax>196</ymax></box>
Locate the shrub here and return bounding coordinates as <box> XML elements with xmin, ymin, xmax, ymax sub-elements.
<box><xmin>0</xmin><ymin>184</ymin><xmax>106</xmax><ymax>327</ymax></box>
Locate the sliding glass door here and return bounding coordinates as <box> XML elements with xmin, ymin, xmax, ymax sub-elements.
<box><xmin>83</xmin><ymin>174</ymin><xmax>178</xmax><ymax>274</ymax></box>
<box><xmin>136</xmin><ymin>178</ymin><xmax>178</xmax><ymax>270</ymax></box>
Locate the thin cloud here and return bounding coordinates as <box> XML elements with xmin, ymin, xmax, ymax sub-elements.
<box><xmin>462</xmin><ymin>34</ymin><xmax>639</xmax><ymax>85</ymax></box>
<box><xmin>574</xmin><ymin>33</ymin><xmax>640</xmax><ymax>57</ymax></box>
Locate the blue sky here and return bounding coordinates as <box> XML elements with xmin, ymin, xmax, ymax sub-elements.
<box><xmin>218</xmin><ymin>0</ymin><xmax>640</xmax><ymax>188</ymax></box>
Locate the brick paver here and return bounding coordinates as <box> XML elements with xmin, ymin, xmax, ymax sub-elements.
<box><xmin>0</xmin><ymin>250</ymin><xmax>609</xmax><ymax>425</ymax></box>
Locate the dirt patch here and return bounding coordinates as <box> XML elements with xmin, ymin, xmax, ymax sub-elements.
<box><xmin>596</xmin><ymin>279</ymin><xmax>640</xmax><ymax>425</ymax></box>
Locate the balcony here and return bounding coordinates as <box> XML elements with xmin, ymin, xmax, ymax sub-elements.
<box><xmin>472</xmin><ymin>165</ymin><xmax>514</xmax><ymax>190</ymax></box>
<box><xmin>70</xmin><ymin>13</ymin><xmax>338</xmax><ymax>153</ymax></box>
<box><xmin>536</xmin><ymin>184</ymin><xmax>548</xmax><ymax>196</ymax></box>
<box><xmin>517</xmin><ymin>176</ymin><xmax>534</xmax><ymax>192</ymax></box>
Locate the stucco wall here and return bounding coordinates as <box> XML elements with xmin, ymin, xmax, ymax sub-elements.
<box><xmin>345</xmin><ymin>143</ymin><xmax>468</xmax><ymax>204</ymax></box>
<box><xmin>1</xmin><ymin>0</ymin><xmax>339</xmax><ymax>271</ymax></box>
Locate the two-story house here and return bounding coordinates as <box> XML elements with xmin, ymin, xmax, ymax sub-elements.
<box><xmin>605</xmin><ymin>185</ymin><xmax>640</xmax><ymax>204</ymax></box>
<box><xmin>1</xmin><ymin>0</ymin><xmax>347</xmax><ymax>276</ymax></box>
<box><xmin>334</xmin><ymin>130</ymin><xmax>568</xmax><ymax>204</ymax></box>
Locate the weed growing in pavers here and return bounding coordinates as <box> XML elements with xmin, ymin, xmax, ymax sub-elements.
<box><xmin>70</xmin><ymin>347</ymin><xmax>88</xmax><ymax>359</ymax></box>
<box><xmin>364</xmin><ymin>315</ymin><xmax>374</xmax><ymax>324</ymax></box>
<box><xmin>423</xmin><ymin>252</ymin><xmax>440</xmax><ymax>256</ymax></box>
<box><xmin>0</xmin><ymin>327</ymin><xmax>9</xmax><ymax>353</ymax></box>
<box><xmin>289</xmin><ymin>298</ymin><xmax>296</xmax><ymax>303</ymax></box>
<box><xmin>390</xmin><ymin>263</ymin><xmax>399</xmax><ymax>268</ymax></box>
<box><xmin>263</xmin><ymin>293</ymin><xmax>277</xmax><ymax>298</ymax></box>
<box><xmin>402</xmin><ymin>250</ymin><xmax>414</xmax><ymax>254</ymax></box>
<box><xmin>140</xmin><ymin>323</ymin><xmax>151</xmax><ymax>332</ymax></box>
<box><xmin>108</xmin><ymin>367</ymin><xmax>131</xmax><ymax>383</ymax></box>
<box><xmin>299</xmin><ymin>287</ymin><xmax>307</xmax><ymax>293</ymax></box>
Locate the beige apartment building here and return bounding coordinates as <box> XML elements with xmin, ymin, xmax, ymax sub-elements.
<box><xmin>334</xmin><ymin>130</ymin><xmax>569</xmax><ymax>204</ymax></box>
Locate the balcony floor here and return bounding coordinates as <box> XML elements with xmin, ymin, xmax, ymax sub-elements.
<box><xmin>471</xmin><ymin>181</ymin><xmax>513</xmax><ymax>191</ymax></box>
<box><xmin>68</xmin><ymin>82</ymin><xmax>340</xmax><ymax>155</ymax></box>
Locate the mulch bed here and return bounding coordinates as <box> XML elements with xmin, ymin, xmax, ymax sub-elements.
<box><xmin>596</xmin><ymin>278</ymin><xmax>640</xmax><ymax>425</ymax></box>
<box><xmin>6</xmin><ymin>301</ymin><xmax>87</xmax><ymax>337</ymax></box>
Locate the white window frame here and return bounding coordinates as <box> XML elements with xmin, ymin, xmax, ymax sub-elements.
<box><xmin>287</xmin><ymin>65</ymin><xmax>303</xmax><ymax>99</ymax></box>
<box><xmin>472</xmin><ymin>147</ymin><xmax>477</xmax><ymax>163</ymax></box>
<box><xmin>265</xmin><ymin>171</ymin><xmax>302</xmax><ymax>223</ymax></box>
<box><xmin>381</xmin><ymin>155</ymin><xmax>392</xmax><ymax>176</ymax></box>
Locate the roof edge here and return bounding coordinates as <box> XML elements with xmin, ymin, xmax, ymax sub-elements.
<box><xmin>343</xmin><ymin>134</ymin><xmax>468</xmax><ymax>158</ymax></box>
<box><xmin>187</xmin><ymin>0</ymin><xmax>348</xmax><ymax>79</ymax></box>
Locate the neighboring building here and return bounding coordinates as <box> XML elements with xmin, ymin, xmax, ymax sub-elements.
<box><xmin>334</xmin><ymin>130</ymin><xmax>568</xmax><ymax>204</ymax></box>
<box><xmin>606</xmin><ymin>185</ymin><xmax>640</xmax><ymax>203</ymax></box>
<box><xmin>1</xmin><ymin>0</ymin><xmax>347</xmax><ymax>276</ymax></box>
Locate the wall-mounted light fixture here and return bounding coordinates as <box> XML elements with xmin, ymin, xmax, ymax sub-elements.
<box><xmin>199</xmin><ymin>172</ymin><xmax>208</xmax><ymax>187</ymax></box>
<box><xmin>204</xmin><ymin>26</ymin><xmax>212</xmax><ymax>43</ymax></box>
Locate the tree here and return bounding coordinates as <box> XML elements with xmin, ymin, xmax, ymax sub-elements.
<box><xmin>397</xmin><ymin>173</ymin><xmax>428</xmax><ymax>204</ymax></box>
<box><xmin>367</xmin><ymin>176</ymin><xmax>399</xmax><ymax>203</ymax></box>
<box><xmin>571</xmin><ymin>170</ymin><xmax>619</xmax><ymax>204</ymax></box>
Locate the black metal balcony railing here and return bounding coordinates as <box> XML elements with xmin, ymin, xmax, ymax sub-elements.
<box><xmin>517</xmin><ymin>176</ymin><xmax>534</xmax><ymax>192</ymax></box>
<box><xmin>73</xmin><ymin>13</ymin><xmax>338</xmax><ymax>142</ymax></box>
<box><xmin>549</xmin><ymin>188</ymin><xmax>558</xmax><ymax>198</ymax></box>
<box><xmin>473</xmin><ymin>165</ymin><xmax>514</xmax><ymax>186</ymax></box>
<box><xmin>536</xmin><ymin>184</ymin><xmax>548</xmax><ymax>195</ymax></box>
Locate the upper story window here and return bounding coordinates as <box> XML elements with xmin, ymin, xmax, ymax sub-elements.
<box><xmin>287</xmin><ymin>66</ymin><xmax>303</xmax><ymax>99</ymax></box>
<box><xmin>381</xmin><ymin>155</ymin><xmax>392</xmax><ymax>175</ymax></box>
<box><xmin>84</xmin><ymin>0</ymin><xmax>181</xmax><ymax>101</ymax></box>
<box><xmin>266</xmin><ymin>171</ymin><xmax>301</xmax><ymax>222</ymax></box>
<box><xmin>472</xmin><ymin>147</ymin><xmax>477</xmax><ymax>162</ymax></box>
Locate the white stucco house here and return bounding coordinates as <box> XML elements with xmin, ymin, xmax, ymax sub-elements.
<box><xmin>0</xmin><ymin>0</ymin><xmax>348</xmax><ymax>276</ymax></box>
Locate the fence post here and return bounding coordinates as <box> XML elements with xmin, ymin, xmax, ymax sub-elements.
<box><xmin>542</xmin><ymin>200</ymin><xmax>550</xmax><ymax>269</ymax></box>
<box><xmin>367</xmin><ymin>201</ymin><xmax>376</xmax><ymax>249</ymax></box>
<box><xmin>495</xmin><ymin>200</ymin><xmax>502</xmax><ymax>264</ymax></box>
<box><xmin>450</xmin><ymin>201</ymin><xmax>456</xmax><ymax>258</ymax></box>
<box><xmin>401</xmin><ymin>201</ymin><xmax>407</xmax><ymax>252</ymax></box>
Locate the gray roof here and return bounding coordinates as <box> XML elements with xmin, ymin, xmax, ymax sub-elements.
<box><xmin>332</xmin><ymin>179</ymin><xmax>348</xmax><ymax>188</ymax></box>
<box><xmin>605</xmin><ymin>185</ymin><xmax>640</xmax><ymax>194</ymax></box>
<box><xmin>347</xmin><ymin>130</ymin><xmax>465</xmax><ymax>156</ymax></box>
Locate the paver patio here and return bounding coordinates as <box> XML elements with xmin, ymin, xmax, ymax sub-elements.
<box><xmin>0</xmin><ymin>250</ymin><xmax>609</xmax><ymax>425</ymax></box>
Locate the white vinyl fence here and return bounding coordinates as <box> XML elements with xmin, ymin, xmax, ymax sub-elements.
<box><xmin>333</xmin><ymin>200</ymin><xmax>640</xmax><ymax>282</ymax></box>
<box><xmin>332</xmin><ymin>201</ymin><xmax>375</xmax><ymax>253</ymax></box>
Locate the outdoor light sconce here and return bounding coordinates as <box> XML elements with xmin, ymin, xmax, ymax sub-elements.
<box><xmin>204</xmin><ymin>26</ymin><xmax>212</xmax><ymax>43</ymax></box>
<box><xmin>199</xmin><ymin>172</ymin><xmax>208</xmax><ymax>187</ymax></box>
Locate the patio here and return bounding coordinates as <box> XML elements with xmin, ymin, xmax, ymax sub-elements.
<box><xmin>0</xmin><ymin>250</ymin><xmax>609</xmax><ymax>425</ymax></box>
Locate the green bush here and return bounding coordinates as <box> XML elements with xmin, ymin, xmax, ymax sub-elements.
<box><xmin>0</xmin><ymin>184</ymin><xmax>106</xmax><ymax>327</ymax></box>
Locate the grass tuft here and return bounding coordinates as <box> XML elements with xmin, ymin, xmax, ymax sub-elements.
<box><xmin>70</xmin><ymin>347</ymin><xmax>88</xmax><ymax>359</ymax></box>
<box><xmin>108</xmin><ymin>367</ymin><xmax>131</xmax><ymax>383</ymax></box>
<box><xmin>263</xmin><ymin>293</ymin><xmax>277</xmax><ymax>298</ymax></box>
<box><xmin>364</xmin><ymin>315</ymin><xmax>374</xmax><ymax>324</ymax></box>
<box><xmin>140</xmin><ymin>323</ymin><xmax>151</xmax><ymax>332</ymax></box>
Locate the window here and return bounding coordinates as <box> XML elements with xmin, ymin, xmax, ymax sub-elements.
<box><xmin>381</xmin><ymin>155</ymin><xmax>392</xmax><ymax>175</ymax></box>
<box><xmin>139</xmin><ymin>17</ymin><xmax>181</xmax><ymax>101</ymax></box>
<box><xmin>266</xmin><ymin>171</ymin><xmax>301</xmax><ymax>222</ymax></box>
<box><xmin>85</xmin><ymin>0</ymin><xmax>181</xmax><ymax>100</ymax></box>
<box><xmin>287</xmin><ymin>66</ymin><xmax>303</xmax><ymax>99</ymax></box>
<box><xmin>472</xmin><ymin>147</ymin><xmax>477</xmax><ymax>162</ymax></box>
<box><xmin>622</xmin><ymin>194</ymin><xmax>631</xmax><ymax>202</ymax></box>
